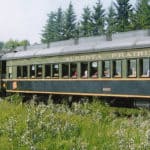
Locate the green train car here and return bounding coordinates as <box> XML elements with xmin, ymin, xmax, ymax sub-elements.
<box><xmin>1</xmin><ymin>30</ymin><xmax>150</xmax><ymax>107</ymax></box>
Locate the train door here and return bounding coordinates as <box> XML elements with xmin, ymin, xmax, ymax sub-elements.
<box><xmin>0</xmin><ymin>61</ymin><xmax>6</xmax><ymax>96</ymax></box>
<box><xmin>1</xmin><ymin>61</ymin><xmax>6</xmax><ymax>78</ymax></box>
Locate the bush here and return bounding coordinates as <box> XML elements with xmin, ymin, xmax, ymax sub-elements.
<box><xmin>0</xmin><ymin>99</ymin><xmax>150</xmax><ymax>149</ymax></box>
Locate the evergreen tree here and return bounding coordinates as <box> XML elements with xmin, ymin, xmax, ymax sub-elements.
<box><xmin>41</xmin><ymin>12</ymin><xmax>57</xmax><ymax>44</ymax></box>
<box><xmin>56</xmin><ymin>7</ymin><xmax>65</xmax><ymax>40</ymax></box>
<box><xmin>92</xmin><ymin>0</ymin><xmax>105</xmax><ymax>35</ymax></box>
<box><xmin>105</xmin><ymin>4</ymin><xmax>117</xmax><ymax>38</ymax></box>
<box><xmin>114</xmin><ymin>0</ymin><xmax>133</xmax><ymax>32</ymax></box>
<box><xmin>64</xmin><ymin>2</ymin><xmax>77</xmax><ymax>39</ymax></box>
<box><xmin>134</xmin><ymin>0</ymin><xmax>150</xmax><ymax>29</ymax></box>
<box><xmin>80</xmin><ymin>7</ymin><xmax>93</xmax><ymax>37</ymax></box>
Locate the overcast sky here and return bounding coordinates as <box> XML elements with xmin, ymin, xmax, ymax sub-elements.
<box><xmin>0</xmin><ymin>0</ymin><xmax>135</xmax><ymax>44</ymax></box>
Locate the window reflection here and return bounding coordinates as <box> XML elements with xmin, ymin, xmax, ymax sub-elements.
<box><xmin>17</xmin><ymin>66</ymin><xmax>22</xmax><ymax>78</ymax></box>
<box><xmin>45</xmin><ymin>64</ymin><xmax>51</xmax><ymax>78</ymax></box>
<box><xmin>62</xmin><ymin>64</ymin><xmax>69</xmax><ymax>78</ymax></box>
<box><xmin>102</xmin><ymin>61</ymin><xmax>110</xmax><ymax>77</ymax></box>
<box><xmin>8</xmin><ymin>66</ymin><xmax>12</xmax><ymax>79</ymax></box>
<box><xmin>90</xmin><ymin>61</ymin><xmax>98</xmax><ymax>78</ymax></box>
<box><xmin>81</xmin><ymin>62</ymin><xmax>88</xmax><ymax>78</ymax></box>
<box><xmin>30</xmin><ymin>65</ymin><xmax>35</xmax><ymax>78</ymax></box>
<box><xmin>70</xmin><ymin>63</ymin><xmax>77</xmax><ymax>78</ymax></box>
<box><xmin>128</xmin><ymin>59</ymin><xmax>137</xmax><ymax>77</ymax></box>
<box><xmin>23</xmin><ymin>66</ymin><xmax>28</xmax><ymax>78</ymax></box>
<box><xmin>140</xmin><ymin>58</ymin><xmax>150</xmax><ymax>77</ymax></box>
<box><xmin>113</xmin><ymin>60</ymin><xmax>122</xmax><ymax>77</ymax></box>
<box><xmin>37</xmin><ymin>64</ymin><xmax>42</xmax><ymax>78</ymax></box>
<box><xmin>52</xmin><ymin>64</ymin><xmax>59</xmax><ymax>78</ymax></box>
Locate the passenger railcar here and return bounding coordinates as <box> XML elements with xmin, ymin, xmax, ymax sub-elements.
<box><xmin>1</xmin><ymin>30</ymin><xmax>150</xmax><ymax>106</ymax></box>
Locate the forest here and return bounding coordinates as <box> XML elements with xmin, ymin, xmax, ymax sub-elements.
<box><xmin>41</xmin><ymin>0</ymin><xmax>150</xmax><ymax>44</ymax></box>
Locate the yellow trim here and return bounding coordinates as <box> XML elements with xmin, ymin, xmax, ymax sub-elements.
<box><xmin>6</xmin><ymin>90</ymin><xmax>150</xmax><ymax>99</ymax></box>
<box><xmin>3</xmin><ymin>78</ymin><xmax>150</xmax><ymax>81</ymax></box>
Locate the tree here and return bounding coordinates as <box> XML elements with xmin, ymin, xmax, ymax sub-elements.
<box><xmin>133</xmin><ymin>0</ymin><xmax>150</xmax><ymax>29</ymax></box>
<box><xmin>4</xmin><ymin>39</ymin><xmax>19</xmax><ymax>50</ymax></box>
<box><xmin>80</xmin><ymin>7</ymin><xmax>93</xmax><ymax>37</ymax></box>
<box><xmin>19</xmin><ymin>40</ymin><xmax>30</xmax><ymax>47</ymax></box>
<box><xmin>105</xmin><ymin>4</ymin><xmax>117</xmax><ymax>39</ymax></box>
<box><xmin>64</xmin><ymin>2</ymin><xmax>77</xmax><ymax>39</ymax></box>
<box><xmin>41</xmin><ymin>12</ymin><xmax>57</xmax><ymax>44</ymax></box>
<box><xmin>4</xmin><ymin>39</ymin><xmax>30</xmax><ymax>50</ymax></box>
<box><xmin>56</xmin><ymin>7</ymin><xmax>65</xmax><ymax>40</ymax></box>
<box><xmin>0</xmin><ymin>41</ymin><xmax>4</xmax><ymax>50</ymax></box>
<box><xmin>114</xmin><ymin>0</ymin><xmax>133</xmax><ymax>32</ymax></box>
<box><xmin>92</xmin><ymin>0</ymin><xmax>105</xmax><ymax>35</ymax></box>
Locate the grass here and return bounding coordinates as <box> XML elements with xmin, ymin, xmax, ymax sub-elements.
<box><xmin>0</xmin><ymin>94</ymin><xmax>150</xmax><ymax>150</ymax></box>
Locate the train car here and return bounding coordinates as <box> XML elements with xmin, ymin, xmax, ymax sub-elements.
<box><xmin>1</xmin><ymin>30</ymin><xmax>150</xmax><ymax>106</ymax></box>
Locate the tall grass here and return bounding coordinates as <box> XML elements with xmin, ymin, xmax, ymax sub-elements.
<box><xmin>0</xmin><ymin>95</ymin><xmax>150</xmax><ymax>150</ymax></box>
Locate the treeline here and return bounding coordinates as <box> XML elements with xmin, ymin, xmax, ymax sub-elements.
<box><xmin>41</xmin><ymin>0</ymin><xmax>150</xmax><ymax>44</ymax></box>
<box><xmin>0</xmin><ymin>39</ymin><xmax>30</xmax><ymax>51</ymax></box>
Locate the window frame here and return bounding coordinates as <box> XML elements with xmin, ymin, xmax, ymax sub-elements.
<box><xmin>90</xmin><ymin>61</ymin><xmax>98</xmax><ymax>78</ymax></box>
<box><xmin>17</xmin><ymin>66</ymin><xmax>22</xmax><ymax>78</ymax></box>
<box><xmin>52</xmin><ymin>63</ymin><xmax>59</xmax><ymax>78</ymax></box>
<box><xmin>127</xmin><ymin>59</ymin><xmax>137</xmax><ymax>78</ymax></box>
<box><xmin>139</xmin><ymin>58</ymin><xmax>150</xmax><ymax>78</ymax></box>
<box><xmin>70</xmin><ymin>63</ymin><xmax>78</xmax><ymax>79</ymax></box>
<box><xmin>30</xmin><ymin>64</ymin><xmax>36</xmax><ymax>78</ymax></box>
<box><xmin>22</xmin><ymin>65</ymin><xmax>28</xmax><ymax>78</ymax></box>
<box><xmin>102</xmin><ymin>60</ymin><xmax>111</xmax><ymax>78</ymax></box>
<box><xmin>112</xmin><ymin>60</ymin><xmax>122</xmax><ymax>78</ymax></box>
<box><xmin>36</xmin><ymin>64</ymin><xmax>43</xmax><ymax>78</ymax></box>
<box><xmin>80</xmin><ymin>62</ymin><xmax>88</xmax><ymax>79</ymax></box>
<box><xmin>62</xmin><ymin>63</ymin><xmax>69</xmax><ymax>78</ymax></box>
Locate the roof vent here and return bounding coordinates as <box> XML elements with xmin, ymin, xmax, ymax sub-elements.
<box><xmin>74</xmin><ymin>38</ymin><xmax>79</xmax><ymax>45</ymax></box>
<box><xmin>148</xmin><ymin>29</ymin><xmax>150</xmax><ymax>36</ymax></box>
<box><xmin>106</xmin><ymin>33</ymin><xmax>112</xmax><ymax>41</ymax></box>
<box><xmin>47</xmin><ymin>43</ymin><xmax>50</xmax><ymax>48</ymax></box>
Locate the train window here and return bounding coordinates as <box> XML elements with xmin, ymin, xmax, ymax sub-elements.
<box><xmin>62</xmin><ymin>64</ymin><xmax>69</xmax><ymax>78</ymax></box>
<box><xmin>17</xmin><ymin>66</ymin><xmax>22</xmax><ymax>78</ymax></box>
<box><xmin>81</xmin><ymin>62</ymin><xmax>88</xmax><ymax>78</ymax></box>
<box><xmin>52</xmin><ymin>64</ymin><xmax>59</xmax><ymax>78</ymax></box>
<box><xmin>70</xmin><ymin>63</ymin><xmax>77</xmax><ymax>78</ymax></box>
<box><xmin>23</xmin><ymin>66</ymin><xmax>28</xmax><ymax>78</ymax></box>
<box><xmin>45</xmin><ymin>64</ymin><xmax>51</xmax><ymax>78</ymax></box>
<box><xmin>36</xmin><ymin>64</ymin><xmax>42</xmax><ymax>78</ymax></box>
<box><xmin>90</xmin><ymin>61</ymin><xmax>98</xmax><ymax>78</ymax></box>
<box><xmin>128</xmin><ymin>59</ymin><xmax>137</xmax><ymax>77</ymax></box>
<box><xmin>113</xmin><ymin>60</ymin><xmax>122</xmax><ymax>77</ymax></box>
<box><xmin>30</xmin><ymin>65</ymin><xmax>36</xmax><ymax>78</ymax></box>
<box><xmin>102</xmin><ymin>61</ymin><xmax>110</xmax><ymax>77</ymax></box>
<box><xmin>8</xmin><ymin>66</ymin><xmax>12</xmax><ymax>79</ymax></box>
<box><xmin>140</xmin><ymin>58</ymin><xmax>150</xmax><ymax>77</ymax></box>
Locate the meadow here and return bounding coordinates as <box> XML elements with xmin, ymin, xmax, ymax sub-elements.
<box><xmin>0</xmin><ymin>94</ymin><xmax>150</xmax><ymax>150</ymax></box>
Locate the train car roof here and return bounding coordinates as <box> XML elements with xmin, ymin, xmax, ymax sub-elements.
<box><xmin>1</xmin><ymin>29</ymin><xmax>150</xmax><ymax>60</ymax></box>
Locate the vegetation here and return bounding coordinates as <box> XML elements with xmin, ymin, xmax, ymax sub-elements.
<box><xmin>41</xmin><ymin>0</ymin><xmax>150</xmax><ymax>44</ymax></box>
<box><xmin>1</xmin><ymin>39</ymin><xmax>30</xmax><ymax>50</ymax></box>
<box><xmin>80</xmin><ymin>7</ymin><xmax>93</xmax><ymax>37</ymax></box>
<box><xmin>91</xmin><ymin>0</ymin><xmax>105</xmax><ymax>36</ymax></box>
<box><xmin>133</xmin><ymin>0</ymin><xmax>150</xmax><ymax>30</ymax></box>
<box><xmin>4</xmin><ymin>39</ymin><xmax>30</xmax><ymax>50</ymax></box>
<box><xmin>0</xmin><ymin>41</ymin><xmax>4</xmax><ymax>50</ymax></box>
<box><xmin>0</xmin><ymin>94</ymin><xmax>150</xmax><ymax>149</ymax></box>
<box><xmin>114</xmin><ymin>0</ymin><xmax>133</xmax><ymax>32</ymax></box>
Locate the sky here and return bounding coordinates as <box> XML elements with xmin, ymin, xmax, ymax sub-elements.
<box><xmin>0</xmin><ymin>0</ymin><xmax>135</xmax><ymax>44</ymax></box>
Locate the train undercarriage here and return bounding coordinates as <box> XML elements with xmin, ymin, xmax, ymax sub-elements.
<box><xmin>5</xmin><ymin>92</ymin><xmax>150</xmax><ymax>109</ymax></box>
